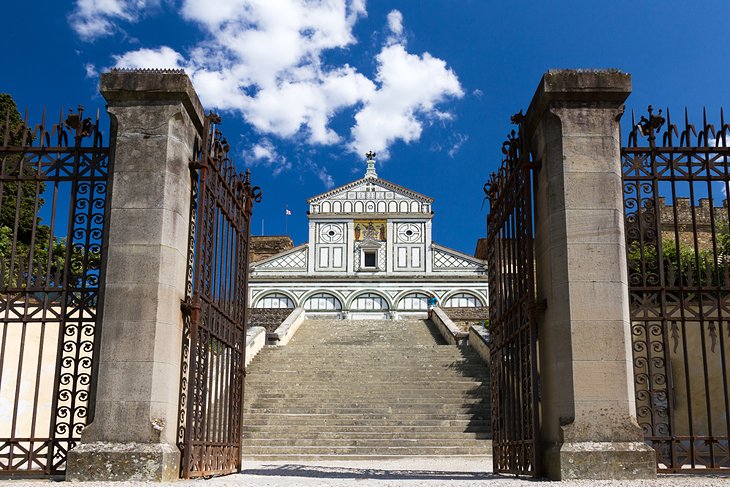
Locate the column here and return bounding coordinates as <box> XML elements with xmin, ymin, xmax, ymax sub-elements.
<box><xmin>528</xmin><ymin>70</ymin><xmax>656</xmax><ymax>480</ymax></box>
<box><xmin>66</xmin><ymin>70</ymin><xmax>204</xmax><ymax>481</ymax></box>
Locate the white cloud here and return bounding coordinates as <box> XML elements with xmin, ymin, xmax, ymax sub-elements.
<box><xmin>349</xmin><ymin>44</ymin><xmax>463</xmax><ymax>158</ymax></box>
<box><xmin>245</xmin><ymin>138</ymin><xmax>292</xmax><ymax>176</ymax></box>
<box><xmin>69</xmin><ymin>0</ymin><xmax>158</xmax><ymax>40</ymax></box>
<box><xmin>448</xmin><ymin>133</ymin><xmax>469</xmax><ymax>158</ymax></box>
<box><xmin>84</xmin><ymin>63</ymin><xmax>98</xmax><ymax>78</ymax></box>
<box><xmin>78</xmin><ymin>1</ymin><xmax>463</xmax><ymax>162</ymax></box>
<box><xmin>317</xmin><ymin>168</ymin><xmax>335</xmax><ymax>189</ymax></box>
<box><xmin>113</xmin><ymin>46</ymin><xmax>185</xmax><ymax>70</ymax></box>
<box><xmin>386</xmin><ymin>10</ymin><xmax>404</xmax><ymax>45</ymax></box>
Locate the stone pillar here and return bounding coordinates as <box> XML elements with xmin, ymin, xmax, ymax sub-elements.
<box><xmin>66</xmin><ymin>70</ymin><xmax>204</xmax><ymax>481</ymax></box>
<box><xmin>527</xmin><ymin>70</ymin><xmax>656</xmax><ymax>480</ymax></box>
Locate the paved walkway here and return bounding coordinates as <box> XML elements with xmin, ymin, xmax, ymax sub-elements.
<box><xmin>3</xmin><ymin>458</ymin><xmax>728</xmax><ymax>486</ymax></box>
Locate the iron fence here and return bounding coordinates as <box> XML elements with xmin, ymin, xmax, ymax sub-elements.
<box><xmin>623</xmin><ymin>106</ymin><xmax>730</xmax><ymax>472</ymax></box>
<box><xmin>484</xmin><ymin>112</ymin><xmax>540</xmax><ymax>477</ymax></box>
<box><xmin>177</xmin><ymin>114</ymin><xmax>261</xmax><ymax>478</ymax></box>
<box><xmin>0</xmin><ymin>106</ymin><xmax>109</xmax><ymax>477</ymax></box>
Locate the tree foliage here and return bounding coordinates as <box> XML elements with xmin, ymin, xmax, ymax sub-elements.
<box><xmin>628</xmin><ymin>226</ymin><xmax>730</xmax><ymax>287</ymax></box>
<box><xmin>0</xmin><ymin>94</ymin><xmax>94</xmax><ymax>289</ymax></box>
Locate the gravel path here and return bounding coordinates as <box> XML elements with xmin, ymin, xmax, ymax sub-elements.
<box><xmin>2</xmin><ymin>458</ymin><xmax>728</xmax><ymax>487</ymax></box>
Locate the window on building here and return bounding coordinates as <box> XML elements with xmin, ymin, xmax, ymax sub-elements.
<box><xmin>363</xmin><ymin>250</ymin><xmax>377</xmax><ymax>268</ymax></box>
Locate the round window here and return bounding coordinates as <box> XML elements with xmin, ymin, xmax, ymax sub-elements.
<box><xmin>328</xmin><ymin>230</ymin><xmax>335</xmax><ymax>236</ymax></box>
<box><xmin>405</xmin><ymin>230</ymin><xmax>413</xmax><ymax>236</ymax></box>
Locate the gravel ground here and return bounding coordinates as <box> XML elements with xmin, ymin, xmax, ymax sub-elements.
<box><xmin>2</xmin><ymin>458</ymin><xmax>728</xmax><ymax>487</ymax></box>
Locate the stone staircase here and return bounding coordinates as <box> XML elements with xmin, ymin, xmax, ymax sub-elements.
<box><xmin>242</xmin><ymin>319</ymin><xmax>492</xmax><ymax>460</ymax></box>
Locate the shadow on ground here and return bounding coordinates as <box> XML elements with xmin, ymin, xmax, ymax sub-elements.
<box><xmin>242</xmin><ymin>464</ymin><xmax>516</xmax><ymax>481</ymax></box>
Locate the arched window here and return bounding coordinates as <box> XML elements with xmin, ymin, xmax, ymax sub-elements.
<box><xmin>397</xmin><ymin>293</ymin><xmax>429</xmax><ymax>310</ymax></box>
<box><xmin>304</xmin><ymin>293</ymin><xmax>342</xmax><ymax>311</ymax></box>
<box><xmin>351</xmin><ymin>292</ymin><xmax>389</xmax><ymax>310</ymax></box>
<box><xmin>256</xmin><ymin>293</ymin><xmax>294</xmax><ymax>309</ymax></box>
<box><xmin>443</xmin><ymin>293</ymin><xmax>484</xmax><ymax>308</ymax></box>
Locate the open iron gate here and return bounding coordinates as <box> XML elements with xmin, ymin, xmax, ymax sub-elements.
<box><xmin>177</xmin><ymin>114</ymin><xmax>261</xmax><ymax>478</ymax></box>
<box><xmin>484</xmin><ymin>113</ymin><xmax>540</xmax><ymax>476</ymax></box>
<box><xmin>0</xmin><ymin>106</ymin><xmax>109</xmax><ymax>477</ymax></box>
<box><xmin>623</xmin><ymin>106</ymin><xmax>730</xmax><ymax>472</ymax></box>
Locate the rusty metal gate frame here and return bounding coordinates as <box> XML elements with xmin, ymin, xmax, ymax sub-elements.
<box><xmin>484</xmin><ymin>112</ymin><xmax>541</xmax><ymax>477</ymax></box>
<box><xmin>177</xmin><ymin>113</ymin><xmax>261</xmax><ymax>478</ymax></box>
<box><xmin>0</xmin><ymin>106</ymin><xmax>109</xmax><ymax>477</ymax></box>
<box><xmin>622</xmin><ymin>106</ymin><xmax>730</xmax><ymax>472</ymax></box>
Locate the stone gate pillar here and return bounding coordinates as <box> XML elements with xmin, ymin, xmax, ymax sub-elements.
<box><xmin>66</xmin><ymin>70</ymin><xmax>203</xmax><ymax>481</ymax></box>
<box><xmin>527</xmin><ymin>70</ymin><xmax>656</xmax><ymax>479</ymax></box>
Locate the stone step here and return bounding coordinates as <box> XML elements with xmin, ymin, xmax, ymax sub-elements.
<box><xmin>239</xmin><ymin>446</ymin><xmax>491</xmax><ymax>455</ymax></box>
<box><xmin>244</xmin><ymin>405</ymin><xmax>490</xmax><ymax>414</ymax></box>
<box><xmin>242</xmin><ymin>318</ymin><xmax>491</xmax><ymax>458</ymax></box>
<box><xmin>241</xmin><ymin>438</ymin><xmax>490</xmax><ymax>447</ymax></box>
<box><xmin>243</xmin><ymin>418</ymin><xmax>490</xmax><ymax>428</ymax></box>
<box><xmin>246</xmin><ymin>398</ymin><xmax>489</xmax><ymax>406</ymax></box>
<box><xmin>246</xmin><ymin>391</ymin><xmax>488</xmax><ymax>399</ymax></box>
<box><xmin>240</xmin><ymin>453</ymin><xmax>493</xmax><ymax>461</ymax></box>
<box><xmin>242</xmin><ymin>429</ymin><xmax>491</xmax><ymax>439</ymax></box>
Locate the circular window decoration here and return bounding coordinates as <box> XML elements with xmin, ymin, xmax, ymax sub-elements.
<box><xmin>397</xmin><ymin>223</ymin><xmax>421</xmax><ymax>243</ymax></box>
<box><xmin>319</xmin><ymin>224</ymin><xmax>343</xmax><ymax>243</ymax></box>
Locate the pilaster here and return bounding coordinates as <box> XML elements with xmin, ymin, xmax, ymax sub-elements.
<box><xmin>527</xmin><ymin>70</ymin><xmax>655</xmax><ymax>480</ymax></box>
<box><xmin>66</xmin><ymin>70</ymin><xmax>204</xmax><ymax>481</ymax></box>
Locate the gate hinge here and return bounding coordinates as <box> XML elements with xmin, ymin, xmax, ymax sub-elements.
<box><xmin>180</xmin><ymin>298</ymin><xmax>200</xmax><ymax>316</ymax></box>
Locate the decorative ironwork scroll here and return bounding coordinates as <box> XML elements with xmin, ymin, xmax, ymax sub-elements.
<box><xmin>484</xmin><ymin>112</ymin><xmax>540</xmax><ymax>477</ymax></box>
<box><xmin>0</xmin><ymin>106</ymin><xmax>109</xmax><ymax>477</ymax></box>
<box><xmin>623</xmin><ymin>106</ymin><xmax>730</xmax><ymax>472</ymax></box>
<box><xmin>177</xmin><ymin>114</ymin><xmax>261</xmax><ymax>479</ymax></box>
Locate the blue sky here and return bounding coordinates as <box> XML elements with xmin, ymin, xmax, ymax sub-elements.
<box><xmin>2</xmin><ymin>1</ymin><xmax>730</xmax><ymax>254</ymax></box>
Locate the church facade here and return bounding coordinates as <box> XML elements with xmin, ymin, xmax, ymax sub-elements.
<box><xmin>248</xmin><ymin>154</ymin><xmax>488</xmax><ymax>320</ymax></box>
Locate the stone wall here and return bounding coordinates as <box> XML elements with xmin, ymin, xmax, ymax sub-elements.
<box><xmin>248</xmin><ymin>307</ymin><xmax>293</xmax><ymax>332</ymax></box>
<box><xmin>443</xmin><ymin>306</ymin><xmax>489</xmax><ymax>322</ymax></box>
<box><xmin>659</xmin><ymin>197</ymin><xmax>728</xmax><ymax>250</ymax></box>
<box><xmin>250</xmin><ymin>236</ymin><xmax>294</xmax><ymax>263</ymax></box>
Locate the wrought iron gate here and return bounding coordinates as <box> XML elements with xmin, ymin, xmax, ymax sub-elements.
<box><xmin>0</xmin><ymin>105</ymin><xmax>109</xmax><ymax>477</ymax></box>
<box><xmin>623</xmin><ymin>106</ymin><xmax>730</xmax><ymax>472</ymax></box>
<box><xmin>178</xmin><ymin>114</ymin><xmax>261</xmax><ymax>478</ymax></box>
<box><xmin>485</xmin><ymin>113</ymin><xmax>540</xmax><ymax>476</ymax></box>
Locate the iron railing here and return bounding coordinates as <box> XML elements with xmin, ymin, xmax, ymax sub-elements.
<box><xmin>0</xmin><ymin>105</ymin><xmax>109</xmax><ymax>477</ymax></box>
<box><xmin>623</xmin><ymin>106</ymin><xmax>730</xmax><ymax>472</ymax></box>
<box><xmin>177</xmin><ymin>114</ymin><xmax>261</xmax><ymax>478</ymax></box>
<box><xmin>484</xmin><ymin>112</ymin><xmax>540</xmax><ymax>477</ymax></box>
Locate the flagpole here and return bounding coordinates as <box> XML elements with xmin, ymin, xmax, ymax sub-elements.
<box><xmin>285</xmin><ymin>205</ymin><xmax>289</xmax><ymax>235</ymax></box>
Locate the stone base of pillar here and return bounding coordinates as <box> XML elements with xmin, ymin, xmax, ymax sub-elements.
<box><xmin>544</xmin><ymin>441</ymin><xmax>656</xmax><ymax>480</ymax></box>
<box><xmin>66</xmin><ymin>442</ymin><xmax>180</xmax><ymax>481</ymax></box>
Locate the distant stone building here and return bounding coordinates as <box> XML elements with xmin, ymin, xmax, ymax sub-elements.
<box><xmin>250</xmin><ymin>236</ymin><xmax>293</xmax><ymax>263</ymax></box>
<box><xmin>248</xmin><ymin>153</ymin><xmax>488</xmax><ymax>320</ymax></box>
<box><xmin>658</xmin><ymin>197</ymin><xmax>728</xmax><ymax>250</ymax></box>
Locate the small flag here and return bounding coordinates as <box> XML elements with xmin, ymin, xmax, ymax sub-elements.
<box><xmin>285</xmin><ymin>208</ymin><xmax>292</xmax><ymax>216</ymax></box>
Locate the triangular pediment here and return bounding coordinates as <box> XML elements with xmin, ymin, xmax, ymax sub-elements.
<box><xmin>307</xmin><ymin>177</ymin><xmax>433</xmax><ymax>205</ymax></box>
<box><xmin>432</xmin><ymin>244</ymin><xmax>487</xmax><ymax>273</ymax></box>
<box><xmin>251</xmin><ymin>244</ymin><xmax>308</xmax><ymax>271</ymax></box>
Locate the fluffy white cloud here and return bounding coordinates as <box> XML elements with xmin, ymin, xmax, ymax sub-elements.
<box><xmin>245</xmin><ymin>138</ymin><xmax>292</xmax><ymax>176</ymax></box>
<box><xmin>77</xmin><ymin>1</ymin><xmax>463</xmax><ymax>164</ymax></box>
<box><xmin>70</xmin><ymin>0</ymin><xmax>157</xmax><ymax>40</ymax></box>
<box><xmin>350</xmin><ymin>44</ymin><xmax>463</xmax><ymax>157</ymax></box>
<box><xmin>113</xmin><ymin>46</ymin><xmax>185</xmax><ymax>70</ymax></box>
<box><xmin>386</xmin><ymin>10</ymin><xmax>404</xmax><ymax>45</ymax></box>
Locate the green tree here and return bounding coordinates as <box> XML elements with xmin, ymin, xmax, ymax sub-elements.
<box><xmin>0</xmin><ymin>94</ymin><xmax>94</xmax><ymax>289</ymax></box>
